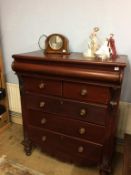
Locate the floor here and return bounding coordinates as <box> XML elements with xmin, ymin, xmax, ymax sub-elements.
<box><xmin>0</xmin><ymin>123</ymin><xmax>123</xmax><ymax>175</ymax></box>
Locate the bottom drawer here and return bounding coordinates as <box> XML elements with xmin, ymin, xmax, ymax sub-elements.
<box><xmin>27</xmin><ymin>126</ymin><xmax>103</xmax><ymax>166</ymax></box>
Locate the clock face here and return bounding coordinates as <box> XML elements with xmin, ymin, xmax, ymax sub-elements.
<box><xmin>49</xmin><ymin>35</ymin><xmax>63</xmax><ymax>50</ymax></box>
<box><xmin>42</xmin><ymin>33</ymin><xmax>70</xmax><ymax>54</ymax></box>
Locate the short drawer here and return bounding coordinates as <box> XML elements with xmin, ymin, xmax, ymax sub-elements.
<box><xmin>63</xmin><ymin>82</ymin><xmax>111</xmax><ymax>104</ymax></box>
<box><xmin>28</xmin><ymin>126</ymin><xmax>103</xmax><ymax>165</ymax></box>
<box><xmin>25</xmin><ymin>93</ymin><xmax>108</xmax><ymax>126</ymax></box>
<box><xmin>23</xmin><ymin>76</ymin><xmax>62</xmax><ymax>96</ymax></box>
<box><xmin>28</xmin><ymin>109</ymin><xmax>105</xmax><ymax>144</ymax></box>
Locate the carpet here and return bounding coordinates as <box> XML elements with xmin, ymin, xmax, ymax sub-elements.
<box><xmin>0</xmin><ymin>155</ymin><xmax>45</xmax><ymax>175</ymax></box>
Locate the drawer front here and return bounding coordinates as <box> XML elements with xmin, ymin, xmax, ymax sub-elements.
<box><xmin>25</xmin><ymin>93</ymin><xmax>107</xmax><ymax>126</ymax></box>
<box><xmin>28</xmin><ymin>109</ymin><xmax>105</xmax><ymax>144</ymax></box>
<box><xmin>28</xmin><ymin>126</ymin><xmax>102</xmax><ymax>165</ymax></box>
<box><xmin>23</xmin><ymin>76</ymin><xmax>62</xmax><ymax>96</ymax></box>
<box><xmin>63</xmin><ymin>82</ymin><xmax>111</xmax><ymax>104</ymax></box>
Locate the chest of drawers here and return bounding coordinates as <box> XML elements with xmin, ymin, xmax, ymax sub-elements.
<box><xmin>12</xmin><ymin>51</ymin><xmax>126</xmax><ymax>175</ymax></box>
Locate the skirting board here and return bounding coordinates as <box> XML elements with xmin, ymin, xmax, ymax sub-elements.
<box><xmin>11</xmin><ymin>114</ymin><xmax>22</xmax><ymax>125</ymax></box>
<box><xmin>117</xmin><ymin>101</ymin><xmax>131</xmax><ymax>138</ymax></box>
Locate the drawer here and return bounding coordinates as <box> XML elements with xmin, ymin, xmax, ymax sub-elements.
<box><xmin>25</xmin><ymin>93</ymin><xmax>108</xmax><ymax>126</ymax></box>
<box><xmin>28</xmin><ymin>126</ymin><xmax>102</xmax><ymax>165</ymax></box>
<box><xmin>28</xmin><ymin>109</ymin><xmax>105</xmax><ymax>144</ymax></box>
<box><xmin>23</xmin><ymin>76</ymin><xmax>62</xmax><ymax>96</ymax></box>
<box><xmin>63</xmin><ymin>82</ymin><xmax>111</xmax><ymax>104</ymax></box>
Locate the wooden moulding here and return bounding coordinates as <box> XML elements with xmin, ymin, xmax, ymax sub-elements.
<box><xmin>12</xmin><ymin>51</ymin><xmax>127</xmax><ymax>85</ymax></box>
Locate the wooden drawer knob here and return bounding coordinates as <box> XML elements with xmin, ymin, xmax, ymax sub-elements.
<box><xmin>110</xmin><ymin>101</ymin><xmax>117</xmax><ymax>107</ymax></box>
<box><xmin>81</xmin><ymin>89</ymin><xmax>87</xmax><ymax>96</ymax></box>
<box><xmin>42</xmin><ymin>136</ymin><xmax>47</xmax><ymax>142</ymax></box>
<box><xmin>79</xmin><ymin>127</ymin><xmax>86</xmax><ymax>134</ymax></box>
<box><xmin>39</xmin><ymin>82</ymin><xmax>45</xmax><ymax>89</ymax></box>
<box><xmin>41</xmin><ymin>118</ymin><xmax>46</xmax><ymax>124</ymax></box>
<box><xmin>80</xmin><ymin>109</ymin><xmax>86</xmax><ymax>116</ymax></box>
<box><xmin>78</xmin><ymin>146</ymin><xmax>84</xmax><ymax>153</ymax></box>
<box><xmin>39</xmin><ymin>102</ymin><xmax>45</xmax><ymax>108</ymax></box>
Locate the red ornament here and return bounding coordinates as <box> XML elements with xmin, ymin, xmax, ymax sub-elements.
<box><xmin>108</xmin><ymin>34</ymin><xmax>117</xmax><ymax>59</ymax></box>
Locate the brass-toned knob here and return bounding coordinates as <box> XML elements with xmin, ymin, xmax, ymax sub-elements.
<box><xmin>39</xmin><ymin>82</ymin><xmax>45</xmax><ymax>89</ymax></box>
<box><xmin>78</xmin><ymin>146</ymin><xmax>84</xmax><ymax>153</ymax></box>
<box><xmin>110</xmin><ymin>101</ymin><xmax>117</xmax><ymax>106</ymax></box>
<box><xmin>81</xmin><ymin>89</ymin><xmax>87</xmax><ymax>96</ymax></box>
<box><xmin>41</xmin><ymin>118</ymin><xmax>46</xmax><ymax>124</ymax></box>
<box><xmin>60</xmin><ymin>100</ymin><xmax>63</xmax><ymax>105</ymax></box>
<box><xmin>40</xmin><ymin>101</ymin><xmax>45</xmax><ymax>108</ymax></box>
<box><xmin>80</xmin><ymin>109</ymin><xmax>86</xmax><ymax>116</ymax></box>
<box><xmin>42</xmin><ymin>136</ymin><xmax>46</xmax><ymax>142</ymax></box>
<box><xmin>79</xmin><ymin>127</ymin><xmax>86</xmax><ymax>134</ymax></box>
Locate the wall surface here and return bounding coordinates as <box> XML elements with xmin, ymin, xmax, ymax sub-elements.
<box><xmin>0</xmin><ymin>0</ymin><xmax>131</xmax><ymax>102</ymax></box>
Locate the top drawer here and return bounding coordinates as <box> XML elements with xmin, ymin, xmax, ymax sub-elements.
<box><xmin>63</xmin><ymin>82</ymin><xmax>111</xmax><ymax>105</ymax></box>
<box><xmin>23</xmin><ymin>76</ymin><xmax>62</xmax><ymax>96</ymax></box>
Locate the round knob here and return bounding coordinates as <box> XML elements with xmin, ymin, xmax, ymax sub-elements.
<box><xmin>79</xmin><ymin>127</ymin><xmax>86</xmax><ymax>134</ymax></box>
<box><xmin>60</xmin><ymin>100</ymin><xmax>63</xmax><ymax>105</ymax></box>
<box><xmin>78</xmin><ymin>146</ymin><xmax>84</xmax><ymax>153</ymax></box>
<box><xmin>40</xmin><ymin>101</ymin><xmax>45</xmax><ymax>108</ymax></box>
<box><xmin>80</xmin><ymin>109</ymin><xmax>86</xmax><ymax>116</ymax></box>
<box><xmin>110</xmin><ymin>101</ymin><xmax>117</xmax><ymax>107</ymax></box>
<box><xmin>81</xmin><ymin>89</ymin><xmax>87</xmax><ymax>96</ymax></box>
<box><xmin>39</xmin><ymin>82</ymin><xmax>45</xmax><ymax>89</ymax></box>
<box><xmin>42</xmin><ymin>136</ymin><xmax>47</xmax><ymax>142</ymax></box>
<box><xmin>41</xmin><ymin>118</ymin><xmax>46</xmax><ymax>124</ymax></box>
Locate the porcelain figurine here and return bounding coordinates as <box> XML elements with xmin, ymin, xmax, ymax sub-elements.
<box><xmin>108</xmin><ymin>33</ymin><xmax>117</xmax><ymax>58</ymax></box>
<box><xmin>95</xmin><ymin>33</ymin><xmax>117</xmax><ymax>59</ymax></box>
<box><xmin>83</xmin><ymin>27</ymin><xmax>100</xmax><ymax>58</ymax></box>
<box><xmin>95</xmin><ymin>38</ymin><xmax>110</xmax><ymax>59</ymax></box>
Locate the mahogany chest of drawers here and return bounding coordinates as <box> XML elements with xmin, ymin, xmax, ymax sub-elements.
<box><xmin>12</xmin><ymin>51</ymin><xmax>126</xmax><ymax>175</ymax></box>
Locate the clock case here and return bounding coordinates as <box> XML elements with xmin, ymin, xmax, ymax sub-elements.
<box><xmin>44</xmin><ymin>33</ymin><xmax>70</xmax><ymax>54</ymax></box>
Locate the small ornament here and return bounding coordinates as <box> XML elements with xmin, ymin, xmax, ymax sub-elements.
<box><xmin>108</xmin><ymin>34</ymin><xmax>117</xmax><ymax>58</ymax></box>
<box><xmin>95</xmin><ymin>33</ymin><xmax>117</xmax><ymax>59</ymax></box>
<box><xmin>95</xmin><ymin>38</ymin><xmax>111</xmax><ymax>59</ymax></box>
<box><xmin>83</xmin><ymin>27</ymin><xmax>100</xmax><ymax>58</ymax></box>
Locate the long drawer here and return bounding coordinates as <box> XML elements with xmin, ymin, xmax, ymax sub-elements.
<box><xmin>28</xmin><ymin>126</ymin><xmax>103</xmax><ymax>165</ymax></box>
<box><xmin>27</xmin><ymin>109</ymin><xmax>105</xmax><ymax>144</ymax></box>
<box><xmin>25</xmin><ymin>93</ymin><xmax>108</xmax><ymax>126</ymax></box>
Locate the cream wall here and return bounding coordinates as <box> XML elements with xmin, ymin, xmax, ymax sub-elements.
<box><xmin>0</xmin><ymin>0</ymin><xmax>131</xmax><ymax>102</ymax></box>
<box><xmin>0</xmin><ymin>0</ymin><xmax>131</xmax><ymax>103</ymax></box>
<box><xmin>0</xmin><ymin>0</ymin><xmax>131</xmax><ymax>136</ymax></box>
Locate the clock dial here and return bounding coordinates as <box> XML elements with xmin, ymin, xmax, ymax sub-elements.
<box><xmin>43</xmin><ymin>33</ymin><xmax>70</xmax><ymax>54</ymax></box>
<box><xmin>49</xmin><ymin>35</ymin><xmax>63</xmax><ymax>50</ymax></box>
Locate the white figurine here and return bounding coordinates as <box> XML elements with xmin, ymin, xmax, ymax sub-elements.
<box><xmin>95</xmin><ymin>38</ymin><xmax>110</xmax><ymax>59</ymax></box>
<box><xmin>95</xmin><ymin>33</ymin><xmax>117</xmax><ymax>59</ymax></box>
<box><xmin>83</xmin><ymin>27</ymin><xmax>100</xmax><ymax>57</ymax></box>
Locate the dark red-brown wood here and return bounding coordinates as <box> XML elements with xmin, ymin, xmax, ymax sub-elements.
<box><xmin>123</xmin><ymin>134</ymin><xmax>131</xmax><ymax>175</ymax></box>
<box><xmin>12</xmin><ymin>50</ymin><xmax>127</xmax><ymax>175</ymax></box>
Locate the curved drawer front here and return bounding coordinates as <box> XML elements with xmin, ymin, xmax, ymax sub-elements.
<box><xmin>27</xmin><ymin>109</ymin><xmax>105</xmax><ymax>144</ymax></box>
<box><xmin>25</xmin><ymin>93</ymin><xmax>107</xmax><ymax>126</ymax></box>
<box><xmin>63</xmin><ymin>82</ymin><xmax>111</xmax><ymax>105</ymax></box>
<box><xmin>28</xmin><ymin>126</ymin><xmax>102</xmax><ymax>165</ymax></box>
<box><xmin>23</xmin><ymin>76</ymin><xmax>62</xmax><ymax>96</ymax></box>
